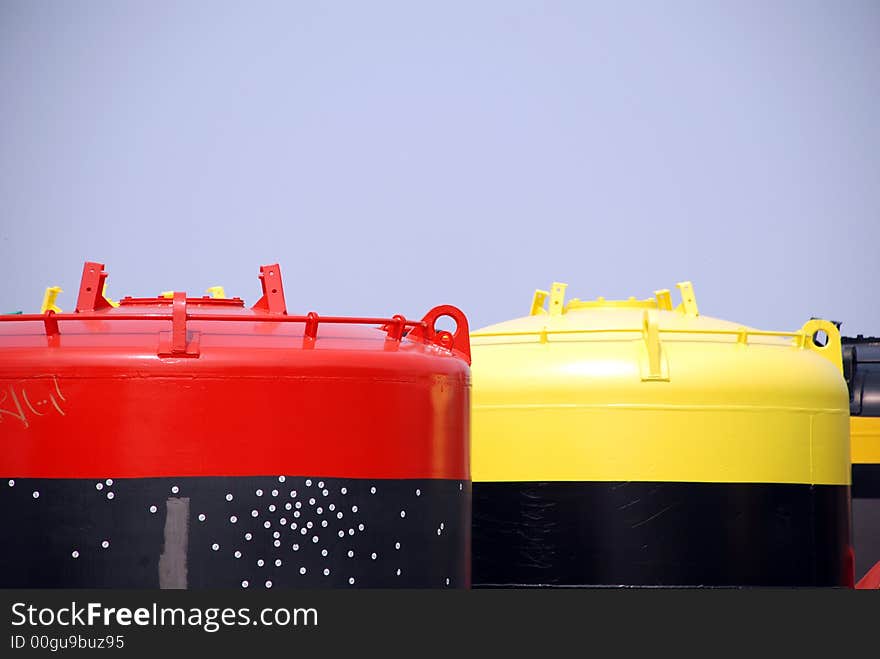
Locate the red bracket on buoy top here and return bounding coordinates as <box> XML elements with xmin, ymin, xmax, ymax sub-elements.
<box><xmin>251</xmin><ymin>263</ymin><xmax>287</xmax><ymax>315</ymax></box>
<box><xmin>406</xmin><ymin>305</ymin><xmax>471</xmax><ymax>364</ymax></box>
<box><xmin>75</xmin><ymin>262</ymin><xmax>115</xmax><ymax>312</ymax></box>
<box><xmin>157</xmin><ymin>292</ymin><xmax>200</xmax><ymax>358</ymax></box>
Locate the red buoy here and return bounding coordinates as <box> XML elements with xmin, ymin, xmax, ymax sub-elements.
<box><xmin>0</xmin><ymin>262</ymin><xmax>471</xmax><ymax>588</ymax></box>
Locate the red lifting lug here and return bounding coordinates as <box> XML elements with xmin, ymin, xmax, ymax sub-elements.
<box><xmin>251</xmin><ymin>263</ymin><xmax>288</xmax><ymax>315</ymax></box>
<box><xmin>158</xmin><ymin>292</ymin><xmax>200</xmax><ymax>358</ymax></box>
<box><xmin>75</xmin><ymin>261</ymin><xmax>114</xmax><ymax>312</ymax></box>
<box><xmin>407</xmin><ymin>305</ymin><xmax>471</xmax><ymax>364</ymax></box>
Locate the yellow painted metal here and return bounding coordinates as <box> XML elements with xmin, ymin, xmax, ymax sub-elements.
<box><xmin>206</xmin><ymin>286</ymin><xmax>226</xmax><ymax>299</ymax></box>
<box><xmin>101</xmin><ymin>283</ymin><xmax>120</xmax><ymax>308</ymax></box>
<box><xmin>40</xmin><ymin>286</ymin><xmax>62</xmax><ymax>313</ymax></box>
<box><xmin>851</xmin><ymin>416</ymin><xmax>880</xmax><ymax>464</ymax></box>
<box><xmin>471</xmin><ymin>281</ymin><xmax>851</xmax><ymax>486</ymax></box>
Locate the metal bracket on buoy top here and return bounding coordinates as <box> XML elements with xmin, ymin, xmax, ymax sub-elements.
<box><xmin>406</xmin><ymin>305</ymin><xmax>471</xmax><ymax>364</ymax></box>
<box><xmin>639</xmin><ymin>309</ymin><xmax>669</xmax><ymax>382</ymax></box>
<box><xmin>158</xmin><ymin>292</ymin><xmax>201</xmax><ymax>358</ymax></box>
<box><xmin>75</xmin><ymin>262</ymin><xmax>115</xmax><ymax>312</ymax></box>
<box><xmin>251</xmin><ymin>263</ymin><xmax>287</xmax><ymax>315</ymax></box>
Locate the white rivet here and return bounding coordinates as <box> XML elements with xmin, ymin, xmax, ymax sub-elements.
<box><xmin>301</xmin><ymin>528</ymin><xmax>308</xmax><ymax>535</ymax></box>
<box><xmin>321</xmin><ymin>520</ymin><xmax>328</xmax><ymax>528</ymax></box>
<box><xmin>268</xmin><ymin>504</ymin><xmax>276</xmax><ymax>512</ymax></box>
<box><xmin>395</xmin><ymin>542</ymin><xmax>401</xmax><ymax>550</ymax></box>
<box><xmin>347</xmin><ymin>550</ymin><xmax>354</xmax><ymax>558</ymax></box>
<box><xmin>225</xmin><ymin>493</ymin><xmax>233</xmax><ymax>502</ymax></box>
<box><xmin>280</xmin><ymin>518</ymin><xmax>287</xmax><ymax>526</ymax></box>
<box><xmin>295</xmin><ymin>501</ymin><xmax>302</xmax><ymax>509</ymax></box>
<box><xmin>397</xmin><ymin>568</ymin><xmax>401</xmax><ymax>576</ymax></box>
<box><xmin>294</xmin><ymin>511</ymin><xmax>301</xmax><ymax>518</ymax></box>
<box><xmin>293</xmin><ymin>544</ymin><xmax>299</xmax><ymax>551</ymax></box>
<box><xmin>275</xmin><ymin>559</ymin><xmax>282</xmax><ymax>567</ymax></box>
<box><xmin>316</xmin><ymin>507</ymin><xmax>323</xmax><ymax>515</ymax></box>
<box><xmin>338</xmin><ymin>531</ymin><xmax>345</xmax><ymax>538</ymax></box>
<box><xmin>312</xmin><ymin>536</ymin><xmax>319</xmax><ymax>543</ymax></box>
<box><xmin>309</xmin><ymin>498</ymin><xmax>315</xmax><ymax>506</ymax></box>
<box><xmin>337</xmin><ymin>512</ymin><xmax>343</xmax><ymax>519</ymax></box>
<box><xmin>234</xmin><ymin>551</ymin><xmax>242</xmax><ymax>559</ymax></box>
<box><xmin>305</xmin><ymin>479</ymin><xmax>312</xmax><ymax>487</ymax></box>
<box><xmin>264</xmin><ymin>521</ymin><xmax>271</xmax><ymax>529</ymax></box>
<box><xmin>273</xmin><ymin>531</ymin><xmax>280</xmax><ymax>539</ymax></box>
<box><xmin>341</xmin><ymin>487</ymin><xmax>347</xmax><ymax>495</ymax></box>
<box><xmin>242</xmin><ymin>581</ymin><xmax>249</xmax><ymax>588</ymax></box>
<box><xmin>352</xmin><ymin>505</ymin><xmax>358</xmax><ymax>513</ymax></box>
<box><xmin>106</xmin><ymin>492</ymin><xmax>114</xmax><ymax>500</ymax></box>
<box><xmin>285</xmin><ymin>503</ymin><xmax>292</xmax><ymax>510</ymax></box>
<box><xmin>71</xmin><ymin>550</ymin><xmax>79</xmax><ymax>558</ymax></box>
<box><xmin>245</xmin><ymin>533</ymin><xmax>253</xmax><ymax>541</ymax></box>
<box><xmin>251</xmin><ymin>510</ymin><xmax>259</xmax><ymax>517</ymax></box>
<box><xmin>257</xmin><ymin>559</ymin><xmax>265</xmax><ymax>567</ymax></box>
<box><xmin>306</xmin><ymin>521</ymin><xmax>313</xmax><ymax>529</ymax></box>
<box><xmin>440</xmin><ymin>523</ymin><xmax>444</xmax><ymax>530</ymax></box>
<box><xmin>416</xmin><ymin>488</ymin><xmax>421</xmax><ymax>496</ymax></box>
<box><xmin>271</xmin><ymin>489</ymin><xmax>278</xmax><ymax>497</ymax></box>
<box><xmin>371</xmin><ymin>552</ymin><xmax>377</xmax><ymax>560</ymax></box>
<box><xmin>171</xmin><ymin>486</ymin><xmax>179</xmax><ymax>494</ymax></box>
<box><xmin>230</xmin><ymin>515</ymin><xmax>238</xmax><ymax>523</ymax></box>
<box><xmin>348</xmin><ymin>529</ymin><xmax>354</xmax><ymax>536</ymax></box>
<box><xmin>149</xmin><ymin>505</ymin><xmax>157</xmax><ymax>514</ymax></box>
<box><xmin>256</xmin><ymin>489</ymin><xmax>263</xmax><ymax>497</ymax></box>
<box><xmin>290</xmin><ymin>490</ymin><xmax>297</xmax><ymax>498</ymax></box>
<box><xmin>211</xmin><ymin>543</ymin><xmax>220</xmax><ymax>551</ymax></box>
<box><xmin>324</xmin><ymin>568</ymin><xmax>330</xmax><ymax>576</ymax></box>
<box><xmin>446</xmin><ymin>578</ymin><xmax>450</xmax><ymax>585</ymax></box>
<box><xmin>437</xmin><ymin>529</ymin><xmax>441</xmax><ymax>535</ymax></box>
<box><xmin>106</xmin><ymin>479</ymin><xmax>113</xmax><ymax>486</ymax></box>
<box><xmin>32</xmin><ymin>491</ymin><xmax>40</xmax><ymax>499</ymax></box>
<box><xmin>96</xmin><ymin>483</ymin><xmax>104</xmax><ymax>491</ymax></box>
<box><xmin>358</xmin><ymin>523</ymin><xmax>364</xmax><ymax>531</ymax></box>
<box><xmin>370</xmin><ymin>486</ymin><xmax>376</xmax><ymax>494</ymax></box>
<box><xmin>321</xmin><ymin>549</ymin><xmax>328</xmax><ymax>557</ymax></box>
<box><xmin>278</xmin><ymin>476</ymin><xmax>286</xmax><ymax>483</ymax></box>
<box><xmin>7</xmin><ymin>480</ymin><xmax>14</xmax><ymax>487</ymax></box>
<box><xmin>300</xmin><ymin>567</ymin><xmax>307</xmax><ymax>575</ymax></box>
<box><xmin>274</xmin><ymin>540</ymin><xmax>281</xmax><ymax>547</ymax></box>
<box><xmin>318</xmin><ymin>481</ymin><xmax>324</xmax><ymax>488</ymax></box>
<box><xmin>349</xmin><ymin>577</ymin><xmax>355</xmax><ymax>585</ymax></box>
<box><xmin>198</xmin><ymin>514</ymin><xmax>206</xmax><ymax>522</ymax></box>
<box><xmin>400</xmin><ymin>510</ymin><xmax>406</xmax><ymax>518</ymax></box>
<box><xmin>291</xmin><ymin>523</ymin><xmax>298</xmax><ymax>530</ymax></box>
<box><xmin>322</xmin><ymin>489</ymin><xmax>329</xmax><ymax>497</ymax></box>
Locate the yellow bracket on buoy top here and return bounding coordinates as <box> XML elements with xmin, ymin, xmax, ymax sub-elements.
<box><xmin>41</xmin><ymin>286</ymin><xmax>63</xmax><ymax>313</ymax></box>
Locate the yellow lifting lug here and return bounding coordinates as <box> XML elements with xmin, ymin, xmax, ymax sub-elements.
<box><xmin>530</xmin><ymin>289</ymin><xmax>549</xmax><ymax>316</ymax></box>
<box><xmin>549</xmin><ymin>282</ymin><xmax>567</xmax><ymax>317</ymax></box>
<box><xmin>798</xmin><ymin>318</ymin><xmax>843</xmax><ymax>374</ymax></box>
<box><xmin>654</xmin><ymin>289</ymin><xmax>673</xmax><ymax>311</ymax></box>
<box><xmin>675</xmin><ymin>281</ymin><xmax>699</xmax><ymax>317</ymax></box>
<box><xmin>206</xmin><ymin>286</ymin><xmax>226</xmax><ymax>299</ymax></box>
<box><xmin>639</xmin><ymin>309</ymin><xmax>669</xmax><ymax>381</ymax></box>
<box><xmin>40</xmin><ymin>286</ymin><xmax>63</xmax><ymax>313</ymax></box>
<box><xmin>160</xmin><ymin>291</ymin><xmax>174</xmax><ymax>299</ymax></box>
<box><xmin>102</xmin><ymin>283</ymin><xmax>120</xmax><ymax>308</ymax></box>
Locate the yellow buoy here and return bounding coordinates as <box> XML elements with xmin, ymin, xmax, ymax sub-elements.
<box><xmin>470</xmin><ymin>281</ymin><xmax>851</xmax><ymax>587</ymax></box>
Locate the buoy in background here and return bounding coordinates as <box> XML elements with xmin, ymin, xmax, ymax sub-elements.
<box><xmin>470</xmin><ymin>281</ymin><xmax>851</xmax><ymax>587</ymax></box>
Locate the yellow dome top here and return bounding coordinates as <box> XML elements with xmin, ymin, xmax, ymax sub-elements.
<box><xmin>469</xmin><ymin>281</ymin><xmax>850</xmax><ymax>485</ymax></box>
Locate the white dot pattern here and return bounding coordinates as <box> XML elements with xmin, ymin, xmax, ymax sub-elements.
<box><xmin>4</xmin><ymin>476</ymin><xmax>465</xmax><ymax>588</ymax></box>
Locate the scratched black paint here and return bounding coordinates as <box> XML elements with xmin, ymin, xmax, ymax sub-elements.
<box><xmin>472</xmin><ymin>481</ymin><xmax>850</xmax><ymax>587</ymax></box>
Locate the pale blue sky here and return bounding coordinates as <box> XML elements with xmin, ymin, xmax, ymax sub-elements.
<box><xmin>1</xmin><ymin>1</ymin><xmax>878</xmax><ymax>334</ymax></box>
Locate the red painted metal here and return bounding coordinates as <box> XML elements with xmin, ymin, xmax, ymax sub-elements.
<box><xmin>0</xmin><ymin>262</ymin><xmax>471</xmax><ymax>482</ymax></box>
